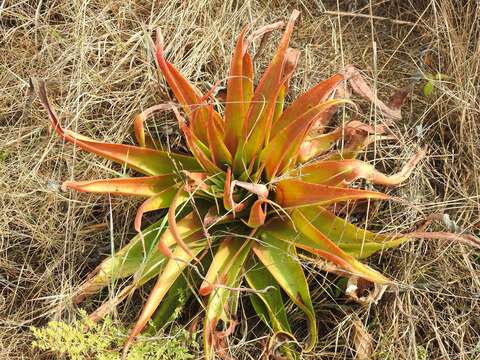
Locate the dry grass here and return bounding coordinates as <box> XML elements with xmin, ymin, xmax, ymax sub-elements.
<box><xmin>1</xmin><ymin>0</ymin><xmax>479</xmax><ymax>359</ymax></box>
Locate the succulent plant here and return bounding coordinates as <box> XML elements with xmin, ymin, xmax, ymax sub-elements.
<box><xmin>37</xmin><ymin>10</ymin><xmax>479</xmax><ymax>359</ymax></box>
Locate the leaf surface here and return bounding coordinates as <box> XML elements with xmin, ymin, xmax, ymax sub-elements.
<box><xmin>271</xmin><ymin>73</ymin><xmax>344</xmax><ymax>136</ymax></box>
<box><xmin>204</xmin><ymin>239</ymin><xmax>252</xmax><ymax>359</ymax></box>
<box><xmin>223</xmin><ymin>29</ymin><xmax>248</xmax><ymax>154</ymax></box>
<box><xmin>124</xmin><ymin>239</ymin><xmax>207</xmax><ymax>356</ymax></box>
<box><xmin>261</xmin><ymin>99</ymin><xmax>348</xmax><ymax>179</ymax></box>
<box><xmin>253</xmin><ymin>232</ymin><xmax>317</xmax><ymax>351</ymax></box>
<box><xmin>199</xmin><ymin>237</ymin><xmax>244</xmax><ymax>296</ymax></box>
<box><xmin>299</xmin><ymin>206</ymin><xmax>407</xmax><ymax>259</ymax></box>
<box><xmin>297</xmin><ymin>150</ymin><xmax>425</xmax><ymax>187</ymax></box>
<box><xmin>241</xmin><ymin>11</ymin><xmax>299</xmax><ymax>165</ymax></box>
<box><xmin>63</xmin><ymin>175</ymin><xmax>176</xmax><ymax>197</ymax></box>
<box><xmin>206</xmin><ymin>104</ymin><xmax>232</xmax><ymax>167</ymax></box>
<box><xmin>38</xmin><ymin>80</ymin><xmax>200</xmax><ymax>175</ymax></box>
<box><xmin>274</xmin><ymin>179</ymin><xmax>390</xmax><ymax>208</ymax></box>
<box><xmin>245</xmin><ymin>260</ymin><xmax>291</xmax><ymax>334</ymax></box>
<box><xmin>262</xmin><ymin>212</ymin><xmax>390</xmax><ymax>284</ymax></box>
<box><xmin>155</xmin><ymin>31</ymin><xmax>222</xmax><ymax>142</ymax></box>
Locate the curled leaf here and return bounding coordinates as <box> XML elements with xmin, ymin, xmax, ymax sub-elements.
<box><xmin>346</xmin><ymin>276</ymin><xmax>388</xmax><ymax>305</ymax></box>
<box><xmin>297</xmin><ymin>147</ymin><xmax>426</xmax><ymax>187</ymax></box>
<box><xmin>342</xmin><ymin>65</ymin><xmax>403</xmax><ymax>121</ymax></box>
<box><xmin>134</xmin><ymin>104</ymin><xmax>172</xmax><ymax>148</ymax></box>
<box><xmin>37</xmin><ymin>80</ymin><xmax>200</xmax><ymax>175</ymax></box>
<box><xmin>247</xmin><ymin>198</ymin><xmax>268</xmax><ymax>228</ymax></box>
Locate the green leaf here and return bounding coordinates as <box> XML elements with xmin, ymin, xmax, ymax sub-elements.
<box><xmin>245</xmin><ymin>260</ymin><xmax>291</xmax><ymax>334</ymax></box>
<box><xmin>262</xmin><ymin>211</ymin><xmax>391</xmax><ymax>284</ymax></box>
<box><xmin>299</xmin><ymin>206</ymin><xmax>408</xmax><ymax>259</ymax></box>
<box><xmin>253</xmin><ymin>232</ymin><xmax>317</xmax><ymax>352</ymax></box>
<box><xmin>147</xmin><ymin>274</ymin><xmax>190</xmax><ymax>333</ymax></box>
<box><xmin>200</xmin><ymin>237</ymin><xmax>245</xmax><ymax>296</ymax></box>
<box><xmin>204</xmin><ymin>239</ymin><xmax>253</xmax><ymax>359</ymax></box>
<box><xmin>125</xmin><ymin>239</ymin><xmax>208</xmax><ymax>354</ymax></box>
<box><xmin>72</xmin><ymin>217</ymin><xmax>170</xmax><ymax>304</ymax></box>
<box><xmin>147</xmin><ymin>249</ymin><xmax>212</xmax><ymax>334</ymax></box>
<box><xmin>423</xmin><ymin>80</ymin><xmax>434</xmax><ymax>97</ymax></box>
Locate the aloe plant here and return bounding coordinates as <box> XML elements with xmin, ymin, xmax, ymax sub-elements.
<box><xmin>37</xmin><ymin>10</ymin><xmax>479</xmax><ymax>359</ymax></box>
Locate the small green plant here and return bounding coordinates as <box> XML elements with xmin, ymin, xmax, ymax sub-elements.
<box><xmin>36</xmin><ymin>9</ymin><xmax>479</xmax><ymax>359</ymax></box>
<box><xmin>0</xmin><ymin>150</ymin><xmax>8</xmax><ymax>162</ymax></box>
<box><xmin>31</xmin><ymin>310</ymin><xmax>195</xmax><ymax>360</ymax></box>
<box><xmin>422</xmin><ymin>72</ymin><xmax>449</xmax><ymax>97</ymax></box>
<box><xmin>416</xmin><ymin>345</ymin><xmax>428</xmax><ymax>360</ymax></box>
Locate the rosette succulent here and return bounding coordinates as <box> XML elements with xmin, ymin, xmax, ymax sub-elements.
<box><xmin>37</xmin><ymin>10</ymin><xmax>479</xmax><ymax>359</ymax></box>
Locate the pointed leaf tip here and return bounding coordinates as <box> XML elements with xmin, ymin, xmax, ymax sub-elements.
<box><xmin>37</xmin><ymin>80</ymin><xmax>201</xmax><ymax>175</ymax></box>
<box><xmin>275</xmin><ymin>179</ymin><xmax>390</xmax><ymax>208</ymax></box>
<box><xmin>241</xmin><ymin>9</ymin><xmax>300</xmax><ymax>166</ymax></box>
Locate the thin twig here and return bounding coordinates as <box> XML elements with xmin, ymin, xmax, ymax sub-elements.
<box><xmin>323</xmin><ymin>10</ymin><xmax>417</xmax><ymax>27</ymax></box>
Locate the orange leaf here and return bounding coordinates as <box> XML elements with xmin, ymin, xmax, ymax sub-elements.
<box><xmin>261</xmin><ymin>99</ymin><xmax>349</xmax><ymax>179</ymax></box>
<box><xmin>274</xmin><ymin>179</ymin><xmax>390</xmax><ymax>208</ymax></box>
<box><xmin>223</xmin><ymin>28</ymin><xmax>248</xmax><ymax>154</ymax></box>
<box><xmin>271</xmin><ymin>73</ymin><xmax>344</xmax><ymax>136</ymax></box>
<box><xmin>297</xmin><ymin>129</ymin><xmax>342</xmax><ymax>162</ymax></box>
<box><xmin>206</xmin><ymin>104</ymin><xmax>232</xmax><ymax>167</ymax></box>
<box><xmin>155</xmin><ymin>29</ymin><xmax>222</xmax><ymax>142</ymax></box>
<box><xmin>298</xmin><ymin>120</ymin><xmax>390</xmax><ymax>163</ymax></box>
<box><xmin>247</xmin><ymin>198</ymin><xmax>268</xmax><ymax>228</ymax></box>
<box><xmin>271</xmin><ymin>48</ymin><xmax>300</xmax><ymax>124</ymax></box>
<box><xmin>38</xmin><ymin>80</ymin><xmax>200</xmax><ymax>175</ymax></box>
<box><xmin>171</xmin><ymin>105</ymin><xmax>222</xmax><ymax>174</ymax></box>
<box><xmin>63</xmin><ymin>176</ymin><xmax>176</xmax><ymax>197</ymax></box>
<box><xmin>297</xmin><ymin>149</ymin><xmax>426</xmax><ymax>187</ymax></box>
<box><xmin>242</xmin><ymin>51</ymin><xmax>254</xmax><ymax>105</ymax></box>
<box><xmin>241</xmin><ymin>10</ymin><xmax>300</xmax><ymax>166</ymax></box>
<box><xmin>182</xmin><ymin>123</ymin><xmax>221</xmax><ymax>174</ymax></box>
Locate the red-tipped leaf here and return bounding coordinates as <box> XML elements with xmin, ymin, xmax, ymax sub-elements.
<box><xmin>241</xmin><ymin>10</ymin><xmax>300</xmax><ymax>165</ymax></box>
<box><xmin>261</xmin><ymin>99</ymin><xmax>349</xmax><ymax>179</ymax></box>
<box><xmin>63</xmin><ymin>175</ymin><xmax>176</xmax><ymax>197</ymax></box>
<box><xmin>274</xmin><ymin>179</ymin><xmax>390</xmax><ymax>208</ymax></box>
<box><xmin>38</xmin><ymin>80</ymin><xmax>200</xmax><ymax>176</ymax></box>
<box><xmin>271</xmin><ymin>73</ymin><xmax>344</xmax><ymax>136</ymax></box>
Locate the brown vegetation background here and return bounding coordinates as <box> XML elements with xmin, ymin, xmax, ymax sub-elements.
<box><xmin>1</xmin><ymin>0</ymin><xmax>479</xmax><ymax>358</ymax></box>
